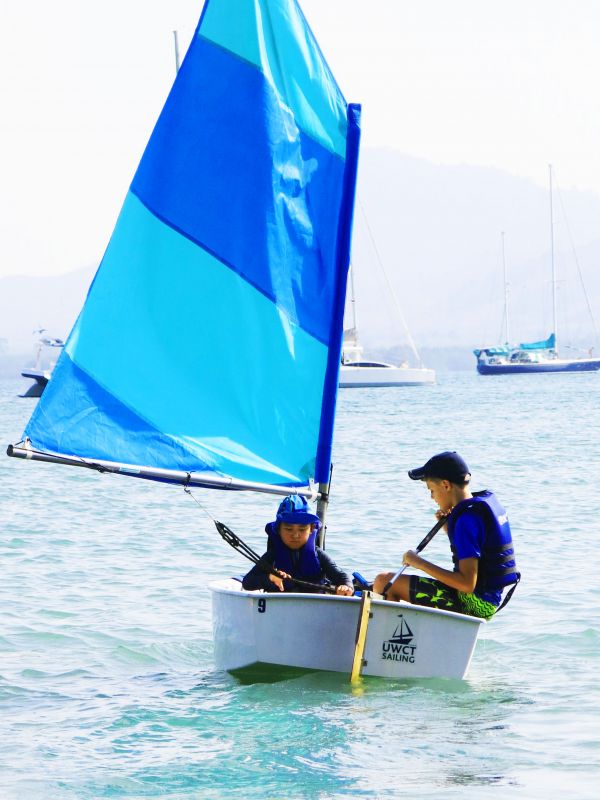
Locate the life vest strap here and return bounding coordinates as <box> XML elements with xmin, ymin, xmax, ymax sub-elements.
<box><xmin>495</xmin><ymin>572</ymin><xmax>521</xmax><ymax>613</ymax></box>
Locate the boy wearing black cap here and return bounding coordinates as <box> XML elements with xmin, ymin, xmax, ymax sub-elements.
<box><xmin>242</xmin><ymin>494</ymin><xmax>354</xmax><ymax>595</ymax></box>
<box><xmin>373</xmin><ymin>452</ymin><xmax>519</xmax><ymax>619</ymax></box>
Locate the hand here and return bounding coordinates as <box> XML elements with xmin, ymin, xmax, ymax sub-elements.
<box><xmin>268</xmin><ymin>571</ymin><xmax>290</xmax><ymax>592</ymax></box>
<box><xmin>335</xmin><ymin>584</ymin><xmax>354</xmax><ymax>596</ymax></box>
<box><xmin>402</xmin><ymin>549</ymin><xmax>420</xmax><ymax>567</ymax></box>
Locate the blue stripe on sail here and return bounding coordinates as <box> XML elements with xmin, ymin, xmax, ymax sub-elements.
<box><xmin>198</xmin><ymin>0</ymin><xmax>348</xmax><ymax>157</ymax></box>
<box><xmin>25</xmin><ymin>193</ymin><xmax>329</xmax><ymax>486</ymax></box>
<box><xmin>131</xmin><ymin>33</ymin><xmax>345</xmax><ymax>349</ymax></box>
<box><xmin>24</xmin><ymin>353</ymin><xmax>209</xmax><ymax>472</ymax></box>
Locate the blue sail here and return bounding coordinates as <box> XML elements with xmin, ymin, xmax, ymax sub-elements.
<box><xmin>518</xmin><ymin>334</ymin><xmax>556</xmax><ymax>351</ymax></box>
<box><xmin>22</xmin><ymin>0</ymin><xmax>361</xmax><ymax>490</ymax></box>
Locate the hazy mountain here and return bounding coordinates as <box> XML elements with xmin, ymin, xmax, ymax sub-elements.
<box><xmin>2</xmin><ymin>148</ymin><xmax>600</xmax><ymax>377</ymax></box>
<box><xmin>351</xmin><ymin>149</ymin><xmax>600</xmax><ymax>357</ymax></box>
<box><xmin>0</xmin><ymin>266</ymin><xmax>95</xmax><ymax>374</ymax></box>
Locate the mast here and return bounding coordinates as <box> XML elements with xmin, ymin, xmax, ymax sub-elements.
<box><xmin>173</xmin><ymin>30</ymin><xmax>181</xmax><ymax>75</ymax></box>
<box><xmin>349</xmin><ymin>264</ymin><xmax>358</xmax><ymax>333</ymax></box>
<box><xmin>501</xmin><ymin>231</ymin><xmax>510</xmax><ymax>344</ymax></box>
<box><xmin>549</xmin><ymin>164</ymin><xmax>558</xmax><ymax>350</ymax></box>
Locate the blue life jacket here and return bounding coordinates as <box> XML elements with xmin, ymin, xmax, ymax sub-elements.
<box><xmin>264</xmin><ymin>522</ymin><xmax>324</xmax><ymax>586</ymax></box>
<box><xmin>448</xmin><ymin>490</ymin><xmax>519</xmax><ymax>603</ymax></box>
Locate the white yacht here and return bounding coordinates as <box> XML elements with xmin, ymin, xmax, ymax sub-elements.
<box><xmin>340</xmin><ymin>327</ymin><xmax>435</xmax><ymax>387</ymax></box>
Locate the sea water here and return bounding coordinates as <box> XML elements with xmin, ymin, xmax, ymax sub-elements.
<box><xmin>1</xmin><ymin>372</ymin><xmax>599</xmax><ymax>799</ymax></box>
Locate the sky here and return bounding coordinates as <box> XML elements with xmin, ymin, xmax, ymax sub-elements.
<box><xmin>3</xmin><ymin>0</ymin><xmax>600</xmax><ymax>279</ymax></box>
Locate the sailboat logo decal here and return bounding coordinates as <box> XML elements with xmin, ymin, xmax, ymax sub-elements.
<box><xmin>381</xmin><ymin>615</ymin><xmax>417</xmax><ymax>663</ymax></box>
<box><xmin>389</xmin><ymin>616</ymin><xmax>414</xmax><ymax>645</ymax></box>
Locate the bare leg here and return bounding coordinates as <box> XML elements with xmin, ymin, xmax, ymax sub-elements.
<box><xmin>373</xmin><ymin>572</ymin><xmax>412</xmax><ymax>602</ymax></box>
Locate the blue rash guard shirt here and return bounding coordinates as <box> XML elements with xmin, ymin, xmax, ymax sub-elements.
<box><xmin>451</xmin><ymin>512</ymin><xmax>501</xmax><ymax>604</ymax></box>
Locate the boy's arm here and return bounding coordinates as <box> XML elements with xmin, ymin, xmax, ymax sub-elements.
<box><xmin>402</xmin><ymin>550</ymin><xmax>478</xmax><ymax>593</ymax></box>
<box><xmin>242</xmin><ymin>553</ymin><xmax>277</xmax><ymax>591</ymax></box>
<box><xmin>318</xmin><ymin>550</ymin><xmax>354</xmax><ymax>589</ymax></box>
<box><xmin>404</xmin><ymin>508</ymin><xmax>483</xmax><ymax>592</ymax></box>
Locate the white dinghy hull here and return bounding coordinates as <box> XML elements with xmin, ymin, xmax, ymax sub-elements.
<box><xmin>210</xmin><ymin>579</ymin><xmax>483</xmax><ymax>680</ymax></box>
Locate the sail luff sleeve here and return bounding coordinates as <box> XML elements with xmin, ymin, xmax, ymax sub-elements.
<box><xmin>315</xmin><ymin>103</ymin><xmax>362</xmax><ymax>484</ymax></box>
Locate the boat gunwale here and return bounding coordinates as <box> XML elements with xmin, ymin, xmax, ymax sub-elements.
<box><xmin>209</xmin><ymin>578</ymin><xmax>485</xmax><ymax>625</ymax></box>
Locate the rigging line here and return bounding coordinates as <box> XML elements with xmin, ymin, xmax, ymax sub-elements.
<box><xmin>182</xmin><ymin>484</ymin><xmax>218</xmax><ymax>523</ymax></box>
<box><xmin>492</xmin><ymin>234</ymin><xmax>506</xmax><ymax>346</ymax></box>
<box><xmin>183</xmin><ymin>485</ymin><xmax>264</xmax><ymax>563</ymax></box>
<box><xmin>357</xmin><ymin>197</ymin><xmax>423</xmax><ymax>367</ymax></box>
<box><xmin>554</xmin><ymin>178</ymin><xmax>600</xmax><ymax>347</ymax></box>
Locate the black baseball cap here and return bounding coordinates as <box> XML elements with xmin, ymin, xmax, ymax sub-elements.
<box><xmin>408</xmin><ymin>451</ymin><xmax>470</xmax><ymax>483</ymax></box>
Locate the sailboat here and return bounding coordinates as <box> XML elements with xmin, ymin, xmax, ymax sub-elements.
<box><xmin>7</xmin><ymin>0</ymin><xmax>482</xmax><ymax>681</ymax></box>
<box><xmin>339</xmin><ymin>311</ymin><xmax>435</xmax><ymax>388</ymax></box>
<box><xmin>20</xmin><ymin>329</ymin><xmax>64</xmax><ymax>398</ymax></box>
<box><xmin>339</xmin><ymin>210</ymin><xmax>435</xmax><ymax>388</ymax></box>
<box><xmin>474</xmin><ymin>169</ymin><xmax>600</xmax><ymax>375</ymax></box>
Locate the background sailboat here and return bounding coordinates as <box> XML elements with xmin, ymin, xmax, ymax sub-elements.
<box><xmin>8</xmin><ymin>0</ymin><xmax>481</xmax><ymax>682</ymax></box>
<box><xmin>340</xmin><ymin>204</ymin><xmax>435</xmax><ymax>388</ymax></box>
<box><xmin>19</xmin><ymin>329</ymin><xmax>64</xmax><ymax>398</ymax></box>
<box><xmin>474</xmin><ymin>167</ymin><xmax>600</xmax><ymax>375</ymax></box>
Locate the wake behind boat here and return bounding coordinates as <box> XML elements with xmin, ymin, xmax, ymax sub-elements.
<box><xmin>8</xmin><ymin>0</ymin><xmax>479</xmax><ymax>683</ymax></box>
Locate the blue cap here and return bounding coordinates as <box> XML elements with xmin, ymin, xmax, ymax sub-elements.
<box><xmin>408</xmin><ymin>451</ymin><xmax>470</xmax><ymax>483</ymax></box>
<box><xmin>275</xmin><ymin>494</ymin><xmax>320</xmax><ymax>525</ymax></box>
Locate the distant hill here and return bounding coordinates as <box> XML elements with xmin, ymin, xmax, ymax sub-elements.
<box><xmin>352</xmin><ymin>149</ymin><xmax>600</xmax><ymax>357</ymax></box>
<box><xmin>2</xmin><ymin>149</ymin><xmax>600</xmax><ymax>378</ymax></box>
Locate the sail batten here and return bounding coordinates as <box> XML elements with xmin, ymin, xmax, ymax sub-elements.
<box><xmin>15</xmin><ymin>0</ymin><xmax>360</xmax><ymax>492</ymax></box>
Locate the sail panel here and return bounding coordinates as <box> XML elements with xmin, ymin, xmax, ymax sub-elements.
<box><xmin>25</xmin><ymin>192</ymin><xmax>328</xmax><ymax>485</ymax></box>
<box><xmin>132</xmin><ymin>32</ymin><xmax>345</xmax><ymax>348</ymax></box>
<box><xmin>199</xmin><ymin>0</ymin><xmax>348</xmax><ymax>157</ymax></box>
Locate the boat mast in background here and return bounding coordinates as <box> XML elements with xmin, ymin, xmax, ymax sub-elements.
<box><xmin>358</xmin><ymin>199</ymin><xmax>426</xmax><ymax>369</ymax></box>
<box><xmin>339</xmin><ymin>200</ymin><xmax>435</xmax><ymax>387</ymax></box>
<box><xmin>549</xmin><ymin>164</ymin><xmax>558</xmax><ymax>352</ymax></box>
<box><xmin>501</xmin><ymin>231</ymin><xmax>510</xmax><ymax>345</ymax></box>
<box><xmin>474</xmin><ymin>162</ymin><xmax>600</xmax><ymax>375</ymax></box>
<box><xmin>173</xmin><ymin>30</ymin><xmax>181</xmax><ymax>75</ymax></box>
<box><xmin>348</xmin><ymin>263</ymin><xmax>358</xmax><ymax>341</ymax></box>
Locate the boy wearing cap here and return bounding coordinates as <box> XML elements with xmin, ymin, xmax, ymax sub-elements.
<box><xmin>373</xmin><ymin>452</ymin><xmax>519</xmax><ymax>619</ymax></box>
<box><xmin>242</xmin><ymin>494</ymin><xmax>354</xmax><ymax>595</ymax></box>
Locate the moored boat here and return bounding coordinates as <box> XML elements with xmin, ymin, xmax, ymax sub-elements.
<box><xmin>474</xmin><ymin>334</ymin><xmax>600</xmax><ymax>375</ymax></box>
<box><xmin>475</xmin><ymin>172</ymin><xmax>600</xmax><ymax>376</ymax></box>
<box><xmin>19</xmin><ymin>331</ymin><xmax>64</xmax><ymax>397</ymax></box>
<box><xmin>340</xmin><ymin>238</ymin><xmax>435</xmax><ymax>388</ymax></box>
